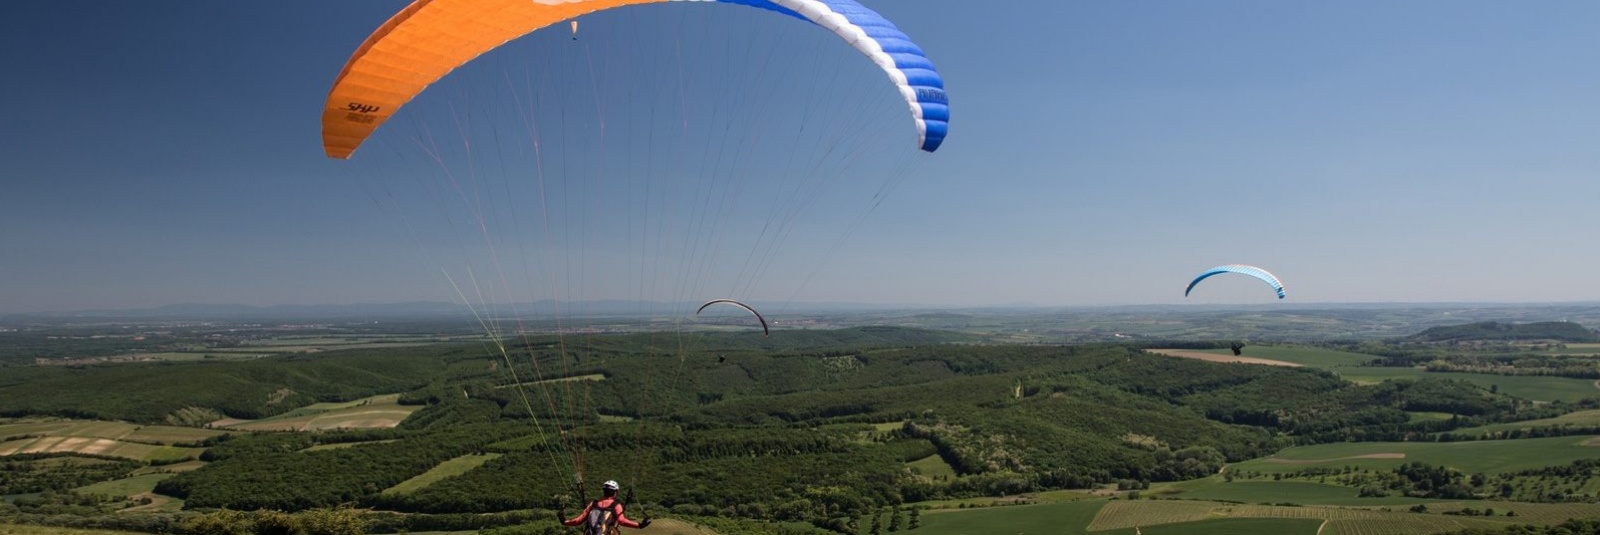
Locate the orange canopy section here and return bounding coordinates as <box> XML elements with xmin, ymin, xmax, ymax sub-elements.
<box><xmin>322</xmin><ymin>0</ymin><xmax>661</xmax><ymax>159</ymax></box>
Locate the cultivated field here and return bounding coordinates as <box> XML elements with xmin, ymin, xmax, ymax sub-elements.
<box><xmin>1090</xmin><ymin>500</ymin><xmax>1525</xmax><ymax>534</ymax></box>
<box><xmin>383</xmin><ymin>453</ymin><xmax>504</xmax><ymax>495</ymax></box>
<box><xmin>1453</xmin><ymin>408</ymin><xmax>1600</xmax><ymax>435</ymax></box>
<box><xmin>0</xmin><ymin>436</ymin><xmax>200</xmax><ymax>462</ymax></box>
<box><xmin>0</xmin><ymin>419</ymin><xmax>221</xmax><ymax>445</ymax></box>
<box><xmin>214</xmin><ymin>394</ymin><xmax>420</xmax><ymax>431</ymax></box>
<box><xmin>906</xmin><ymin>454</ymin><xmax>957</xmax><ymax>479</ymax></box>
<box><xmin>1232</xmin><ymin>436</ymin><xmax>1600</xmax><ymax>474</ymax></box>
<box><xmin>494</xmin><ymin>373</ymin><xmax>608</xmax><ymax>389</ymax></box>
<box><xmin>1543</xmin><ymin>343</ymin><xmax>1600</xmax><ymax>356</ymax></box>
<box><xmin>1147</xmin><ymin>349</ymin><xmax>1301</xmax><ymax>367</ymax></box>
<box><xmin>73</xmin><ymin>473</ymin><xmax>173</xmax><ymax>498</ymax></box>
<box><xmin>0</xmin><ymin>526</ymin><xmax>147</xmax><ymax>535</ymax></box>
<box><xmin>1335</xmin><ymin>367</ymin><xmax>1600</xmax><ymax>403</ymax></box>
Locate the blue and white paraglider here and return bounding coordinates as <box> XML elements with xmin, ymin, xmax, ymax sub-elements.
<box><xmin>1184</xmin><ymin>264</ymin><xmax>1286</xmax><ymax>300</ymax></box>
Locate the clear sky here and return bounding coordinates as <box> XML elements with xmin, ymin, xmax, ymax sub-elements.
<box><xmin>2</xmin><ymin>1</ymin><xmax>1598</xmax><ymax>313</ymax></box>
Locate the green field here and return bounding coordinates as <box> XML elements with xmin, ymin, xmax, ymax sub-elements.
<box><xmin>495</xmin><ymin>373</ymin><xmax>608</xmax><ymax>389</ymax></box>
<box><xmin>0</xmin><ymin>436</ymin><xmax>200</xmax><ymax>462</ymax></box>
<box><xmin>1407</xmin><ymin>411</ymin><xmax>1457</xmax><ymax>422</ymax></box>
<box><xmin>1454</xmin><ymin>408</ymin><xmax>1600</xmax><ymax>435</ymax></box>
<box><xmin>906</xmin><ymin>454</ymin><xmax>957</xmax><ymax>479</ymax></box>
<box><xmin>1193</xmin><ymin>346</ymin><xmax>1381</xmax><ymax>368</ymax></box>
<box><xmin>1336</xmin><ymin>367</ymin><xmax>1600</xmax><ymax>403</ymax></box>
<box><xmin>0</xmin><ymin>526</ymin><xmax>147</xmax><ymax>535</ymax></box>
<box><xmin>910</xmin><ymin>500</ymin><xmax>1105</xmax><ymax>534</ymax></box>
<box><xmin>0</xmin><ymin>419</ymin><xmax>220</xmax><ymax>445</ymax></box>
<box><xmin>1233</xmin><ymin>435</ymin><xmax>1600</xmax><ymax>474</ymax></box>
<box><xmin>303</xmin><ymin>439</ymin><xmax>398</xmax><ymax>451</ymax></box>
<box><xmin>1159</xmin><ymin>478</ymin><xmax>1365</xmax><ymax>505</ymax></box>
<box><xmin>218</xmin><ymin>393</ymin><xmax>420</xmax><ymax>431</ymax></box>
<box><xmin>73</xmin><ymin>473</ymin><xmax>173</xmax><ymax>498</ymax></box>
<box><xmin>910</xmin><ymin>499</ymin><xmax>1436</xmax><ymax>535</ymax></box>
<box><xmin>1115</xmin><ymin>518</ymin><xmax>1322</xmax><ymax>535</ymax></box>
<box><xmin>1090</xmin><ymin>499</ymin><xmax>1521</xmax><ymax>535</ymax></box>
<box><xmin>1156</xmin><ymin>476</ymin><xmax>1462</xmax><ymax>507</ymax></box>
<box><xmin>383</xmin><ymin>453</ymin><xmax>503</xmax><ymax>494</ymax></box>
<box><xmin>871</xmin><ymin>421</ymin><xmax>906</xmax><ymax>432</ymax></box>
<box><xmin>1543</xmin><ymin>343</ymin><xmax>1600</xmax><ymax>356</ymax></box>
<box><xmin>131</xmin><ymin>460</ymin><xmax>205</xmax><ymax>475</ymax></box>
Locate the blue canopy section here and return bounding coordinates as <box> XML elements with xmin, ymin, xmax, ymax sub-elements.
<box><xmin>1185</xmin><ymin>265</ymin><xmax>1287</xmax><ymax>299</ymax></box>
<box><xmin>708</xmin><ymin>0</ymin><xmax>948</xmax><ymax>151</ymax></box>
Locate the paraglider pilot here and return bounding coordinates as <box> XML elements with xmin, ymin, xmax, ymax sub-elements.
<box><xmin>563</xmin><ymin>480</ymin><xmax>651</xmax><ymax>532</ymax></box>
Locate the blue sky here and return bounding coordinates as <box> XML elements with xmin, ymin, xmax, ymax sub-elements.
<box><xmin>2</xmin><ymin>1</ymin><xmax>1598</xmax><ymax>313</ymax></box>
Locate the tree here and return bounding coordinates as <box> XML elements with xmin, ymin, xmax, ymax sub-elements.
<box><xmin>870</xmin><ymin>511</ymin><xmax>884</xmax><ymax>535</ymax></box>
<box><xmin>908</xmin><ymin>507</ymin><xmax>921</xmax><ymax>530</ymax></box>
<box><xmin>888</xmin><ymin>505</ymin><xmax>902</xmax><ymax>532</ymax></box>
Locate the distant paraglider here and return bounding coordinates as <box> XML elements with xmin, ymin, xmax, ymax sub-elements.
<box><xmin>696</xmin><ymin>299</ymin><xmax>771</xmax><ymax>337</ymax></box>
<box><xmin>1184</xmin><ymin>264</ymin><xmax>1286</xmax><ymax>300</ymax></box>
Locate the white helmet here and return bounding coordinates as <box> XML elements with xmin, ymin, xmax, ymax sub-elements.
<box><xmin>602</xmin><ymin>480</ymin><xmax>620</xmax><ymax>491</ymax></box>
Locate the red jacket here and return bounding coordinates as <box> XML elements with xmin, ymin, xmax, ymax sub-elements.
<box><xmin>562</xmin><ymin>497</ymin><xmax>642</xmax><ymax>529</ymax></box>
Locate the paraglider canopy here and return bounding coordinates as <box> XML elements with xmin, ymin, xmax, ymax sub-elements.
<box><xmin>1184</xmin><ymin>264</ymin><xmax>1286</xmax><ymax>300</ymax></box>
<box><xmin>321</xmin><ymin>0</ymin><xmax>949</xmax><ymax>159</ymax></box>
<box><xmin>696</xmin><ymin>299</ymin><xmax>771</xmax><ymax>336</ymax></box>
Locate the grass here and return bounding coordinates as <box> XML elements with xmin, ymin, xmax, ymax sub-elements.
<box><xmin>1543</xmin><ymin>343</ymin><xmax>1600</xmax><ymax>356</ymax></box>
<box><xmin>1407</xmin><ymin>411</ymin><xmax>1457</xmax><ymax>422</ymax></box>
<box><xmin>1232</xmin><ymin>435</ymin><xmax>1600</xmax><ymax>474</ymax></box>
<box><xmin>1091</xmin><ymin>500</ymin><xmax>1517</xmax><ymax>535</ymax></box>
<box><xmin>1155</xmin><ymin>477</ymin><xmax>1446</xmax><ymax>506</ymax></box>
<box><xmin>0</xmin><ymin>419</ymin><xmax>220</xmax><ymax>445</ymax></box>
<box><xmin>0</xmin><ymin>526</ymin><xmax>148</xmax><ymax>535</ymax></box>
<box><xmin>131</xmin><ymin>460</ymin><xmax>206</xmax><ymax>475</ymax></box>
<box><xmin>1452</xmin><ymin>408</ymin><xmax>1600</xmax><ymax>435</ymax></box>
<box><xmin>0</xmin><ymin>436</ymin><xmax>201</xmax><ymax>462</ymax></box>
<box><xmin>495</xmin><ymin>373</ymin><xmax>607</xmax><ymax>389</ymax></box>
<box><xmin>871</xmin><ymin>421</ymin><xmax>906</xmax><ymax>432</ymax></box>
<box><xmin>1335</xmin><ymin>367</ymin><xmax>1600</xmax><ymax>403</ymax></box>
<box><xmin>219</xmin><ymin>393</ymin><xmax>420</xmax><ymax>431</ymax></box>
<box><xmin>1106</xmin><ymin>518</ymin><xmax>1322</xmax><ymax>535</ymax></box>
<box><xmin>909</xmin><ymin>500</ymin><xmax>1105</xmax><ymax>534</ymax></box>
<box><xmin>302</xmin><ymin>439</ymin><xmax>398</xmax><ymax>451</ymax></box>
<box><xmin>73</xmin><ymin>473</ymin><xmax>174</xmax><ymax>498</ymax></box>
<box><xmin>906</xmin><ymin>454</ymin><xmax>957</xmax><ymax>479</ymax></box>
<box><xmin>383</xmin><ymin>453</ymin><xmax>503</xmax><ymax>494</ymax></box>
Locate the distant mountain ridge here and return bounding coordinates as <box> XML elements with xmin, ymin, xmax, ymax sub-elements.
<box><xmin>1406</xmin><ymin>321</ymin><xmax>1600</xmax><ymax>342</ymax></box>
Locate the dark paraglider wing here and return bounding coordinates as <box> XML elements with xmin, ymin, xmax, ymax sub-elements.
<box><xmin>696</xmin><ymin>299</ymin><xmax>771</xmax><ymax>336</ymax></box>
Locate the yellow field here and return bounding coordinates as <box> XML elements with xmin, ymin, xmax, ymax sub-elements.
<box><xmin>383</xmin><ymin>453</ymin><xmax>503</xmax><ymax>494</ymax></box>
<box><xmin>215</xmin><ymin>394</ymin><xmax>420</xmax><ymax>431</ymax></box>
<box><xmin>0</xmin><ymin>436</ymin><xmax>201</xmax><ymax>462</ymax></box>
<box><xmin>0</xmin><ymin>419</ymin><xmax>220</xmax><ymax>445</ymax></box>
<box><xmin>1148</xmin><ymin>349</ymin><xmax>1302</xmax><ymax>367</ymax></box>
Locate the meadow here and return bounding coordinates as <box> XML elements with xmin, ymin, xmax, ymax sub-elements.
<box><xmin>214</xmin><ymin>394</ymin><xmax>420</xmax><ymax>431</ymax></box>
<box><xmin>1232</xmin><ymin>435</ymin><xmax>1600</xmax><ymax>474</ymax></box>
<box><xmin>1453</xmin><ymin>408</ymin><xmax>1600</xmax><ymax>435</ymax></box>
<box><xmin>1335</xmin><ymin>367</ymin><xmax>1600</xmax><ymax>403</ymax></box>
<box><xmin>383</xmin><ymin>453</ymin><xmax>503</xmax><ymax>495</ymax></box>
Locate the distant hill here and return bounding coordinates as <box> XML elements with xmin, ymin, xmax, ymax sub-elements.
<box><xmin>1406</xmin><ymin>321</ymin><xmax>1600</xmax><ymax>343</ymax></box>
